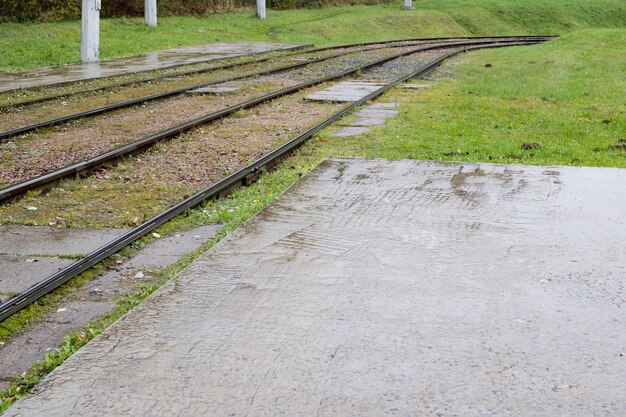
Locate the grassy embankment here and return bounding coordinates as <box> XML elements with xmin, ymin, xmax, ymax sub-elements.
<box><xmin>0</xmin><ymin>0</ymin><xmax>625</xmax><ymax>71</ymax></box>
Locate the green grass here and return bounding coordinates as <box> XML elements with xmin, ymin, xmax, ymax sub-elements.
<box><xmin>0</xmin><ymin>0</ymin><xmax>625</xmax><ymax>71</ymax></box>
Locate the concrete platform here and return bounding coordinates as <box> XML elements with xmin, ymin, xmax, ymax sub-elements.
<box><xmin>305</xmin><ymin>81</ymin><xmax>384</xmax><ymax>102</ymax></box>
<box><xmin>332</xmin><ymin>102</ymin><xmax>399</xmax><ymax>136</ymax></box>
<box><xmin>6</xmin><ymin>159</ymin><xmax>625</xmax><ymax>416</ymax></box>
<box><xmin>0</xmin><ymin>225</ymin><xmax>128</xmax><ymax>256</ymax></box>
<box><xmin>0</xmin><ymin>42</ymin><xmax>308</xmax><ymax>93</ymax></box>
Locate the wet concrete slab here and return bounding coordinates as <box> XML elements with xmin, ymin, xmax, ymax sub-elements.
<box><xmin>305</xmin><ymin>81</ymin><xmax>384</xmax><ymax>102</ymax></box>
<box><xmin>332</xmin><ymin>102</ymin><xmax>399</xmax><ymax>136</ymax></box>
<box><xmin>330</xmin><ymin>126</ymin><xmax>371</xmax><ymax>137</ymax></box>
<box><xmin>0</xmin><ymin>254</ymin><xmax>74</xmax><ymax>298</ymax></box>
<box><xmin>187</xmin><ymin>86</ymin><xmax>239</xmax><ymax>94</ymax></box>
<box><xmin>0</xmin><ymin>225</ymin><xmax>129</xmax><ymax>297</ymax></box>
<box><xmin>0</xmin><ymin>300</ymin><xmax>114</xmax><ymax>391</ymax></box>
<box><xmin>0</xmin><ymin>224</ymin><xmax>222</xmax><ymax>390</ymax></box>
<box><xmin>5</xmin><ymin>159</ymin><xmax>626</xmax><ymax>416</ymax></box>
<box><xmin>114</xmin><ymin>225</ymin><xmax>222</xmax><ymax>272</ymax></box>
<box><xmin>0</xmin><ymin>225</ymin><xmax>128</xmax><ymax>256</ymax></box>
<box><xmin>0</xmin><ymin>42</ymin><xmax>308</xmax><ymax>93</ymax></box>
<box><xmin>400</xmin><ymin>83</ymin><xmax>431</xmax><ymax>88</ymax></box>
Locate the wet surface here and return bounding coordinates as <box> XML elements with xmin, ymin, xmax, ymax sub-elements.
<box><xmin>0</xmin><ymin>225</ymin><xmax>128</xmax><ymax>256</ymax></box>
<box><xmin>5</xmin><ymin>159</ymin><xmax>626</xmax><ymax>415</ymax></box>
<box><xmin>0</xmin><ymin>225</ymin><xmax>129</xmax><ymax>297</ymax></box>
<box><xmin>0</xmin><ymin>42</ymin><xmax>307</xmax><ymax>93</ymax></box>
<box><xmin>305</xmin><ymin>81</ymin><xmax>384</xmax><ymax>102</ymax></box>
<box><xmin>333</xmin><ymin>102</ymin><xmax>399</xmax><ymax>136</ymax></box>
<box><xmin>0</xmin><ymin>224</ymin><xmax>221</xmax><ymax>390</ymax></box>
<box><xmin>0</xmin><ymin>254</ymin><xmax>74</xmax><ymax>299</ymax></box>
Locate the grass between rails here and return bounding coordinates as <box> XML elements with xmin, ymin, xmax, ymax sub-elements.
<box><xmin>0</xmin><ymin>29</ymin><xmax>623</xmax><ymax>411</ymax></box>
<box><xmin>0</xmin><ymin>1</ymin><xmax>625</xmax><ymax>71</ymax></box>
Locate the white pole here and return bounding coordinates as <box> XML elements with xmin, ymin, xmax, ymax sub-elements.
<box><xmin>145</xmin><ymin>0</ymin><xmax>157</xmax><ymax>27</ymax></box>
<box><xmin>403</xmin><ymin>0</ymin><xmax>414</xmax><ymax>10</ymax></box>
<box><xmin>256</xmin><ymin>0</ymin><xmax>266</xmax><ymax>19</ymax></box>
<box><xmin>80</xmin><ymin>0</ymin><xmax>100</xmax><ymax>63</ymax></box>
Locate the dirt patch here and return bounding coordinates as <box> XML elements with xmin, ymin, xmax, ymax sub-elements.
<box><xmin>521</xmin><ymin>142</ymin><xmax>541</xmax><ymax>150</ymax></box>
<box><xmin>608</xmin><ymin>139</ymin><xmax>626</xmax><ymax>151</ymax></box>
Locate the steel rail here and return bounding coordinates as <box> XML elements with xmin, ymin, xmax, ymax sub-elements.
<box><xmin>0</xmin><ymin>38</ymin><xmax>470</xmax><ymax>110</ymax></box>
<box><xmin>0</xmin><ymin>44</ymin><xmax>312</xmax><ymax>98</ymax></box>
<box><xmin>0</xmin><ymin>35</ymin><xmax>554</xmax><ymax>110</ymax></box>
<box><xmin>0</xmin><ymin>38</ymin><xmax>537</xmax><ymax>203</ymax></box>
<box><xmin>0</xmin><ymin>40</ymin><xmax>464</xmax><ymax>140</ymax></box>
<box><xmin>0</xmin><ymin>37</ymin><xmax>552</xmax><ymax>140</ymax></box>
<box><xmin>0</xmin><ymin>39</ymin><xmax>448</xmax><ymax>110</ymax></box>
<box><xmin>0</xmin><ymin>43</ymin><xmax>350</xmax><ymax>110</ymax></box>
<box><xmin>0</xmin><ymin>39</ymin><xmax>546</xmax><ymax>323</ymax></box>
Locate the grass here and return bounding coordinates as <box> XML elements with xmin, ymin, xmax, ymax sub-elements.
<box><xmin>0</xmin><ymin>1</ymin><xmax>624</xmax><ymax>71</ymax></box>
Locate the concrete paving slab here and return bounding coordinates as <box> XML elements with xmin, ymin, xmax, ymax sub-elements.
<box><xmin>0</xmin><ymin>224</ymin><xmax>222</xmax><ymax>389</ymax></box>
<box><xmin>334</xmin><ymin>103</ymin><xmax>399</xmax><ymax>131</ymax></box>
<box><xmin>0</xmin><ymin>254</ymin><xmax>74</xmax><ymax>297</ymax></box>
<box><xmin>305</xmin><ymin>81</ymin><xmax>384</xmax><ymax>102</ymax></box>
<box><xmin>0</xmin><ymin>42</ymin><xmax>308</xmax><ymax>93</ymax></box>
<box><xmin>331</xmin><ymin>126</ymin><xmax>371</xmax><ymax>137</ymax></box>
<box><xmin>0</xmin><ymin>300</ymin><xmax>114</xmax><ymax>390</ymax></box>
<box><xmin>354</xmin><ymin>108</ymin><xmax>399</xmax><ymax>118</ymax></box>
<box><xmin>368</xmin><ymin>102</ymin><xmax>399</xmax><ymax>109</ymax></box>
<box><xmin>401</xmin><ymin>83</ymin><xmax>431</xmax><ymax>88</ymax></box>
<box><xmin>6</xmin><ymin>159</ymin><xmax>626</xmax><ymax>416</ymax></box>
<box><xmin>187</xmin><ymin>86</ymin><xmax>239</xmax><ymax>94</ymax></box>
<box><xmin>349</xmin><ymin>117</ymin><xmax>388</xmax><ymax>126</ymax></box>
<box><xmin>125</xmin><ymin>225</ymin><xmax>222</xmax><ymax>270</ymax></box>
<box><xmin>0</xmin><ymin>225</ymin><xmax>129</xmax><ymax>256</ymax></box>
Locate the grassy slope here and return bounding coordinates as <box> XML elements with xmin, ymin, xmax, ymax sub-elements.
<box><xmin>0</xmin><ymin>0</ymin><xmax>625</xmax><ymax>71</ymax></box>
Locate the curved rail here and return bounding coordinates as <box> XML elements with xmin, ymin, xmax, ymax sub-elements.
<box><xmin>0</xmin><ymin>35</ymin><xmax>554</xmax><ymax>111</ymax></box>
<box><xmin>0</xmin><ymin>36</ymin><xmax>553</xmax><ymax>141</ymax></box>
<box><xmin>0</xmin><ymin>41</ymin><xmax>446</xmax><ymax>140</ymax></box>
<box><xmin>0</xmin><ymin>38</ymin><xmax>547</xmax><ymax>323</ymax></box>
<box><xmin>0</xmin><ymin>38</ymin><xmax>546</xmax><ymax>203</ymax></box>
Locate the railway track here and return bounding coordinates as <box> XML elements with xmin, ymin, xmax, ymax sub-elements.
<box><xmin>0</xmin><ymin>37</ymin><xmax>551</xmax><ymax>203</ymax></box>
<box><xmin>0</xmin><ymin>36</ymin><xmax>552</xmax><ymax>140</ymax></box>
<box><xmin>0</xmin><ymin>41</ymin><xmax>442</xmax><ymax>140</ymax></box>
<box><xmin>0</xmin><ymin>35</ymin><xmax>553</xmax><ymax>111</ymax></box>
<box><xmin>0</xmin><ymin>36</ymin><xmax>551</xmax><ymax>323</ymax></box>
<box><xmin>0</xmin><ymin>38</ymin><xmax>476</xmax><ymax>112</ymax></box>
